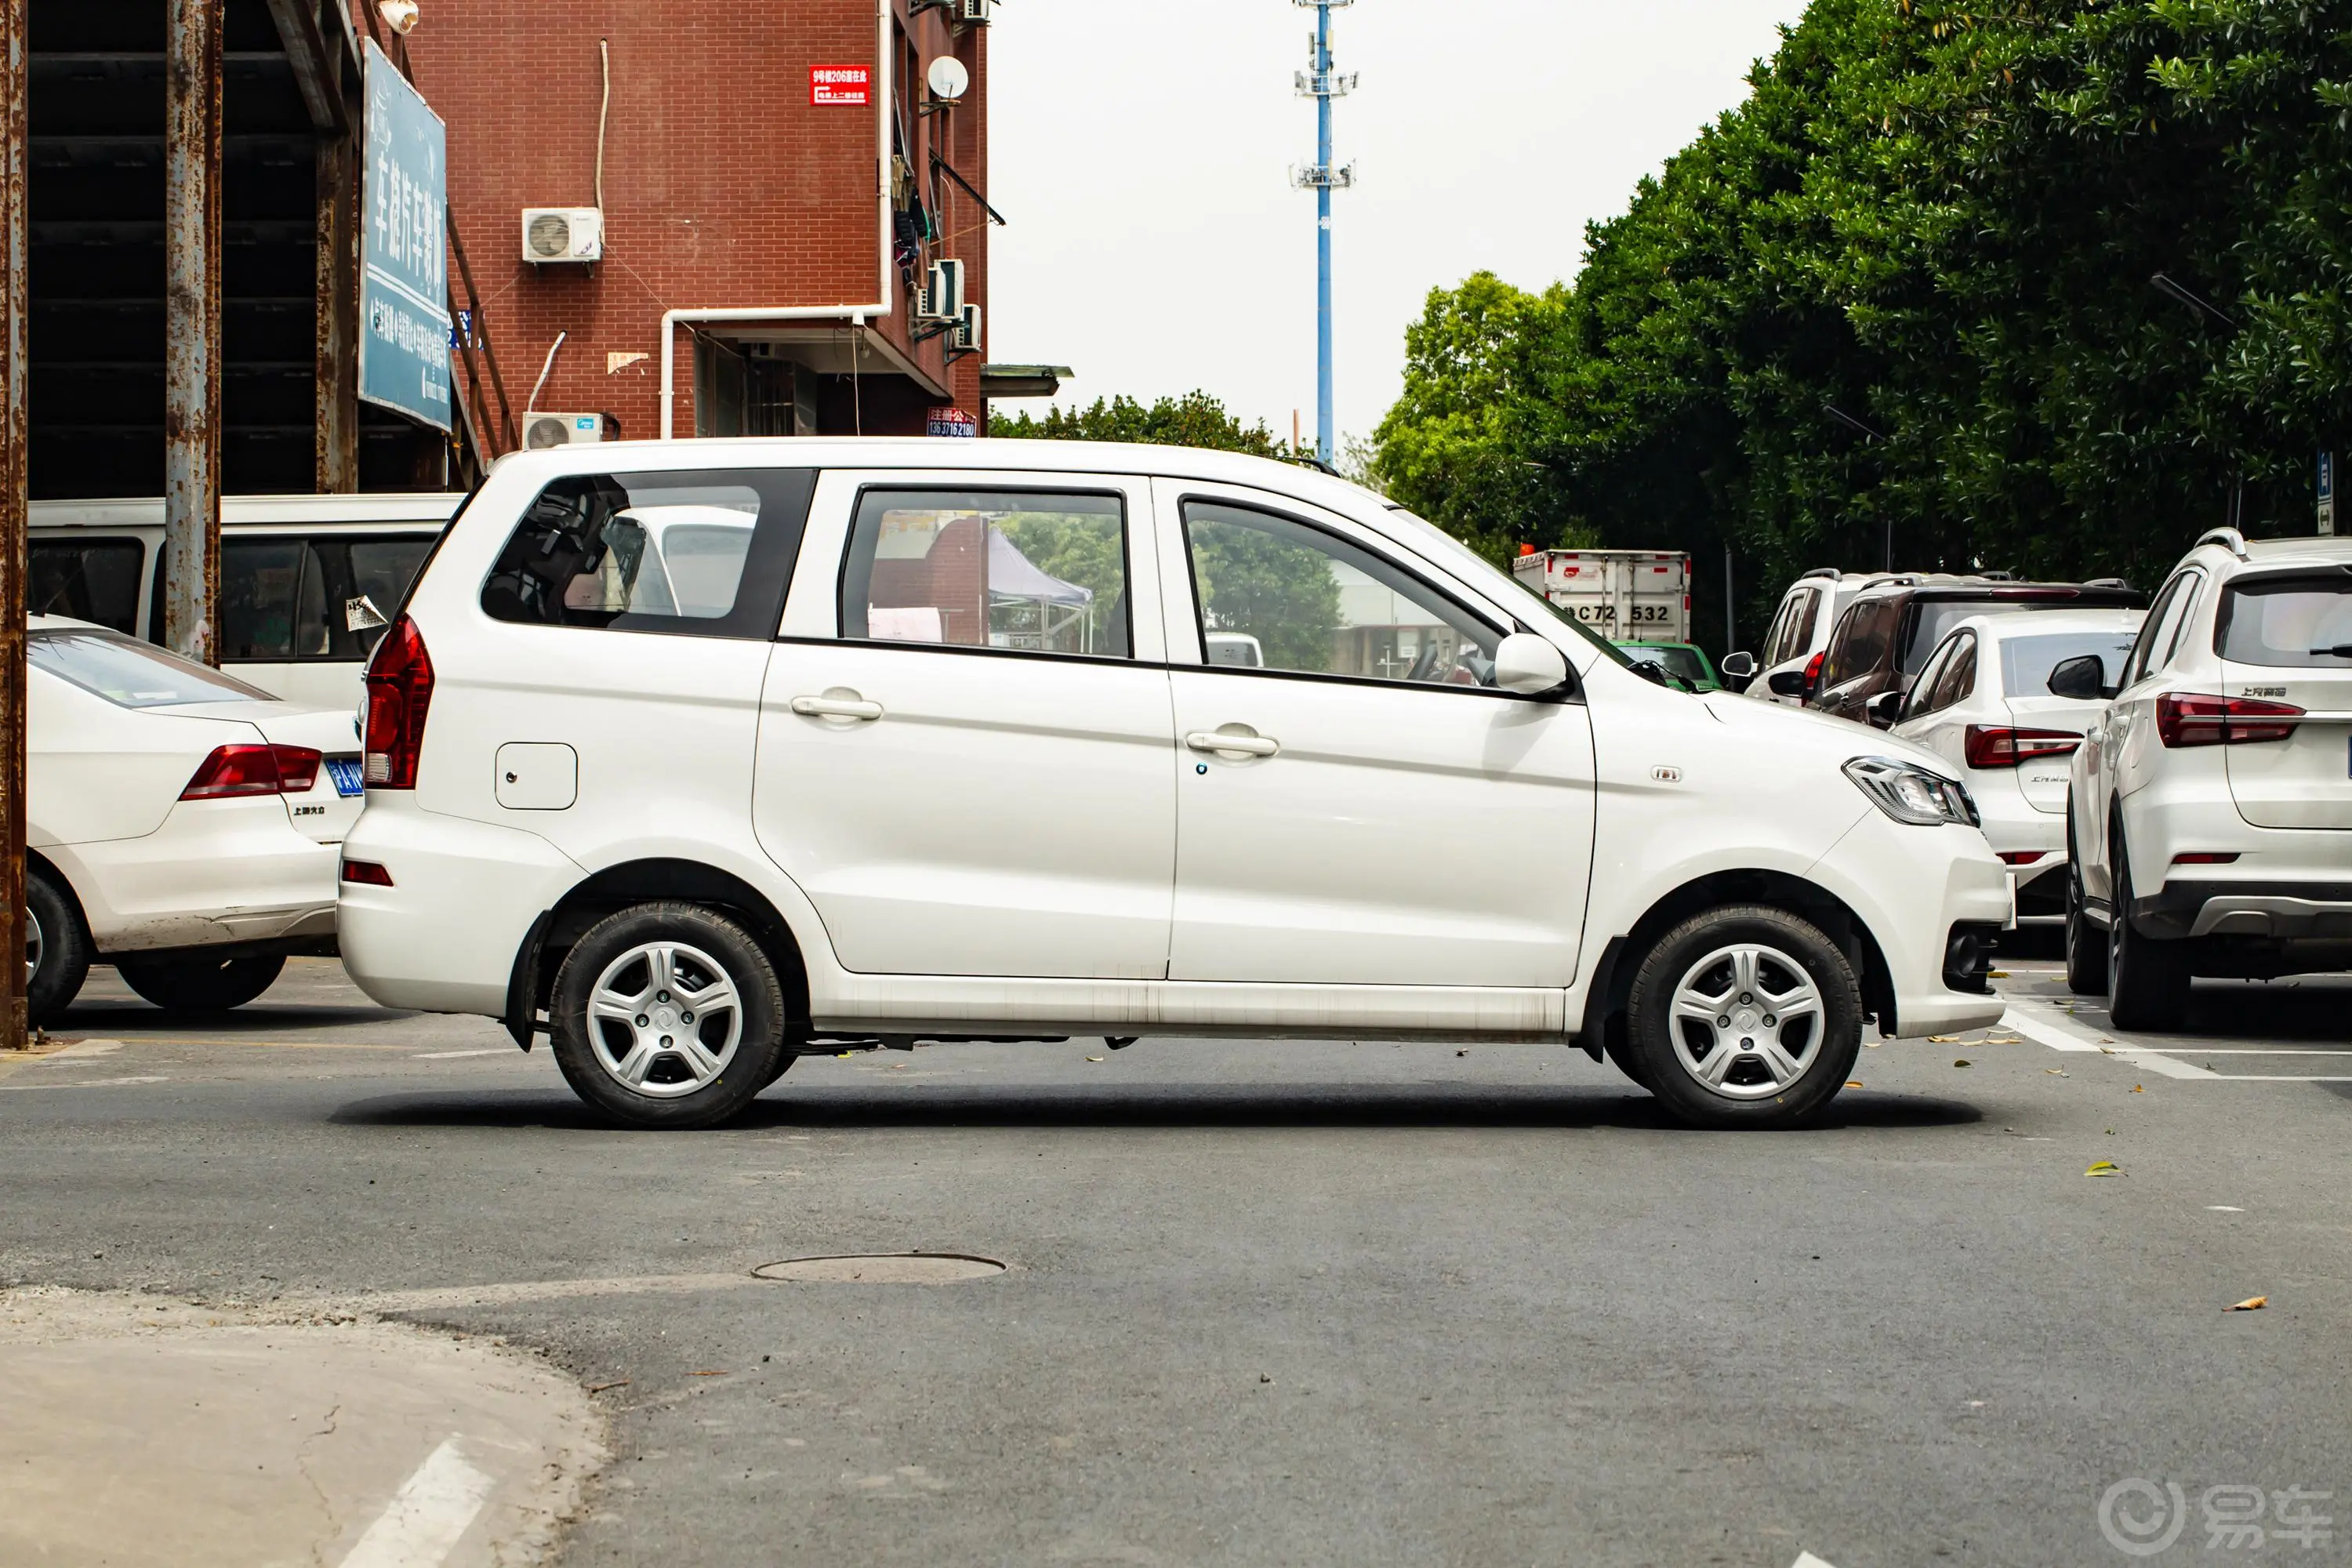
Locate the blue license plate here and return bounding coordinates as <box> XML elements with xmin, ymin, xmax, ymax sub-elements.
<box><xmin>324</xmin><ymin>757</ymin><xmax>365</xmax><ymax>797</ymax></box>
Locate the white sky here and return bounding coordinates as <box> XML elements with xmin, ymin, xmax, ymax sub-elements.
<box><xmin>986</xmin><ymin>1</ymin><xmax>1803</xmax><ymax>448</ymax></box>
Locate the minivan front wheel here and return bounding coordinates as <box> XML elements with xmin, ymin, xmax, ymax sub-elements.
<box><xmin>1624</xmin><ymin>906</ymin><xmax>1863</xmax><ymax>1129</ymax></box>
<box><xmin>550</xmin><ymin>902</ymin><xmax>788</xmax><ymax>1130</ymax></box>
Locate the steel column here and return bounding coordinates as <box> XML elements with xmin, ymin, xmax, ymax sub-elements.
<box><xmin>164</xmin><ymin>0</ymin><xmax>223</xmax><ymax>662</ymax></box>
<box><xmin>1314</xmin><ymin>2</ymin><xmax>1333</xmax><ymax>464</ymax></box>
<box><xmin>1</xmin><ymin>0</ymin><xmax>27</xmax><ymax>1047</ymax></box>
<box><xmin>315</xmin><ymin>133</ymin><xmax>358</xmax><ymax>491</ymax></box>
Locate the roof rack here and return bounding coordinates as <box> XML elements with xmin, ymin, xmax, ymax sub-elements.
<box><xmin>2083</xmin><ymin>576</ymin><xmax>2132</xmax><ymax>590</ymax></box>
<box><xmin>2195</xmin><ymin>526</ymin><xmax>2251</xmax><ymax>561</ymax></box>
<box><xmin>1800</xmin><ymin>566</ymin><xmax>1842</xmax><ymax>581</ymax></box>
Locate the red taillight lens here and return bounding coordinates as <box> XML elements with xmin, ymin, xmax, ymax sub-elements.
<box><xmin>1802</xmin><ymin>650</ymin><xmax>1825</xmax><ymax>695</ymax></box>
<box><xmin>340</xmin><ymin>858</ymin><xmax>395</xmax><ymax>886</ymax></box>
<box><xmin>2171</xmin><ymin>851</ymin><xmax>2241</xmax><ymax>866</ymax></box>
<box><xmin>1997</xmin><ymin>850</ymin><xmax>2048</xmax><ymax>866</ymax></box>
<box><xmin>1963</xmin><ymin>725</ymin><xmax>2082</xmax><ymax>768</ymax></box>
<box><xmin>180</xmin><ymin>744</ymin><xmax>282</xmax><ymax>799</ymax></box>
<box><xmin>364</xmin><ymin>614</ymin><xmax>434</xmax><ymax>789</ymax></box>
<box><xmin>2156</xmin><ymin>692</ymin><xmax>2303</xmax><ymax>748</ymax></box>
<box><xmin>270</xmin><ymin>745</ymin><xmax>322</xmax><ymax>793</ymax></box>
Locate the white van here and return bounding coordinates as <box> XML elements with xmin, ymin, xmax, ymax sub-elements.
<box><xmin>28</xmin><ymin>492</ymin><xmax>465</xmax><ymax>709</ymax></box>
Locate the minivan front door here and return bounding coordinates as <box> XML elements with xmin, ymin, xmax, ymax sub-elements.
<box><xmin>753</xmin><ymin>474</ymin><xmax>1177</xmax><ymax>979</ymax></box>
<box><xmin>1156</xmin><ymin>484</ymin><xmax>1595</xmax><ymax>988</ymax></box>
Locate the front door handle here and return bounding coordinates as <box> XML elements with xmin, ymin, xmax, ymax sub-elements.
<box><xmin>791</xmin><ymin>692</ymin><xmax>884</xmax><ymax>721</ymax></box>
<box><xmin>1186</xmin><ymin>728</ymin><xmax>1279</xmax><ymax>758</ymax></box>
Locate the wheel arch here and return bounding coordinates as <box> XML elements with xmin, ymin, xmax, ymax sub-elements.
<box><xmin>24</xmin><ymin>848</ymin><xmax>93</xmax><ymax>943</ymax></box>
<box><xmin>1578</xmin><ymin>869</ymin><xmax>1897</xmax><ymax>1052</ymax></box>
<box><xmin>505</xmin><ymin>858</ymin><xmax>811</xmax><ymax>1049</ymax></box>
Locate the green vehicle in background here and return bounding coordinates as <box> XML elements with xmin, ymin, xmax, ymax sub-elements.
<box><xmin>1613</xmin><ymin>640</ymin><xmax>1722</xmax><ymax>692</ymax></box>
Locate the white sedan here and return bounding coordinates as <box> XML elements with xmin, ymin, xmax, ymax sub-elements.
<box><xmin>24</xmin><ymin>616</ymin><xmax>365</xmax><ymax>1023</ymax></box>
<box><xmin>1889</xmin><ymin>608</ymin><xmax>2146</xmax><ymax>924</ymax></box>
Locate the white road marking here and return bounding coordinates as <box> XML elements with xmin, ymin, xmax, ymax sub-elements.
<box><xmin>2001</xmin><ymin>1004</ymin><xmax>2219</xmax><ymax>1078</ymax></box>
<box><xmin>2208</xmin><ymin>1206</ymin><xmax>2245</xmax><ymax>1212</ymax></box>
<box><xmin>411</xmin><ymin>1049</ymin><xmax>509</xmax><ymax>1060</ymax></box>
<box><xmin>41</xmin><ymin>1038</ymin><xmax>125</xmax><ymax>1059</ymax></box>
<box><xmin>337</xmin><ymin>1437</ymin><xmax>497</xmax><ymax>1568</ymax></box>
<box><xmin>355</xmin><ymin>1272</ymin><xmax>762</xmax><ymax>1312</ymax></box>
<box><xmin>0</xmin><ymin>1075</ymin><xmax>170</xmax><ymax>1091</ymax></box>
<box><xmin>1792</xmin><ymin>1553</ymin><xmax>1840</xmax><ymax>1568</ymax></box>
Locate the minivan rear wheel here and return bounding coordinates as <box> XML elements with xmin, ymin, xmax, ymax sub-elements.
<box><xmin>549</xmin><ymin>902</ymin><xmax>787</xmax><ymax>1131</ymax></box>
<box><xmin>1624</xmin><ymin>905</ymin><xmax>1863</xmax><ymax>1129</ymax></box>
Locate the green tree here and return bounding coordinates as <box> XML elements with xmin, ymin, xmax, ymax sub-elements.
<box><xmin>993</xmin><ymin>391</ymin><xmax>1294</xmax><ymax>456</ymax></box>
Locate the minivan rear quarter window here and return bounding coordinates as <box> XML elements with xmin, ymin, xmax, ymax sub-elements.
<box><xmin>481</xmin><ymin>468</ymin><xmax>816</xmax><ymax>638</ymax></box>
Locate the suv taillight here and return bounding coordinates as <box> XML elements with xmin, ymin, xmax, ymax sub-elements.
<box><xmin>180</xmin><ymin>743</ymin><xmax>324</xmax><ymax>800</ymax></box>
<box><xmin>1962</xmin><ymin>725</ymin><xmax>2082</xmax><ymax>768</ymax></box>
<box><xmin>1802</xmin><ymin>650</ymin><xmax>1826</xmax><ymax>697</ymax></box>
<box><xmin>364</xmin><ymin>615</ymin><xmax>434</xmax><ymax>789</ymax></box>
<box><xmin>2156</xmin><ymin>692</ymin><xmax>2303</xmax><ymax>748</ymax></box>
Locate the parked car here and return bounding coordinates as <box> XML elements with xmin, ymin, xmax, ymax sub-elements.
<box><xmin>28</xmin><ymin>492</ymin><xmax>463</xmax><ymax>709</ymax></box>
<box><xmin>1723</xmin><ymin>568</ymin><xmax>1876</xmax><ymax>706</ymax></box>
<box><xmin>337</xmin><ymin>438</ymin><xmax>2010</xmax><ymax>1131</ymax></box>
<box><xmin>1890</xmin><ymin>609</ymin><xmax>2146</xmax><ymax>925</ymax></box>
<box><xmin>2061</xmin><ymin>528</ymin><xmax>2352</xmax><ymax>1028</ymax></box>
<box><xmin>1615</xmin><ymin>640</ymin><xmax>1722</xmax><ymax>692</ymax></box>
<box><xmin>1808</xmin><ymin>574</ymin><xmax>2146</xmax><ymax>728</ymax></box>
<box><xmin>23</xmin><ymin>616</ymin><xmax>365</xmax><ymax>1023</ymax></box>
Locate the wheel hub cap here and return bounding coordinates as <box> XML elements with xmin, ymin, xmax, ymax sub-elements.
<box><xmin>586</xmin><ymin>941</ymin><xmax>744</xmax><ymax>1100</ymax></box>
<box><xmin>23</xmin><ymin>906</ymin><xmax>42</xmax><ymax>985</ymax></box>
<box><xmin>1667</xmin><ymin>942</ymin><xmax>1826</xmax><ymax>1101</ymax></box>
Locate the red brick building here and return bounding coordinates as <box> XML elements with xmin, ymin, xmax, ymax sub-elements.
<box><xmin>407</xmin><ymin>0</ymin><xmax>1003</xmax><ymax>445</ymax></box>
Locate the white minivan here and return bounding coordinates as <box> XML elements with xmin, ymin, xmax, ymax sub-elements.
<box><xmin>29</xmin><ymin>492</ymin><xmax>464</xmax><ymax>709</ymax></box>
<box><xmin>337</xmin><ymin>440</ymin><xmax>2010</xmax><ymax>1131</ymax></box>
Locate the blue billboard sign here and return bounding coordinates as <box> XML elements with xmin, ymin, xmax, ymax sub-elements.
<box><xmin>360</xmin><ymin>42</ymin><xmax>453</xmax><ymax>430</ymax></box>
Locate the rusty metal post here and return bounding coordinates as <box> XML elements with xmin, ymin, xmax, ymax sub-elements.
<box><xmin>314</xmin><ymin>133</ymin><xmax>358</xmax><ymax>491</ymax></box>
<box><xmin>164</xmin><ymin>0</ymin><xmax>223</xmax><ymax>663</ymax></box>
<box><xmin>0</xmin><ymin>0</ymin><xmax>27</xmax><ymax>1048</ymax></box>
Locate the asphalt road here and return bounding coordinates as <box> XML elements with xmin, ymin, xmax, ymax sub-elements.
<box><xmin>5</xmin><ymin>955</ymin><xmax>2349</xmax><ymax>1568</ymax></box>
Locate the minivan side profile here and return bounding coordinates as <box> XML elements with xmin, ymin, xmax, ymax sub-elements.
<box><xmin>337</xmin><ymin>439</ymin><xmax>2010</xmax><ymax>1131</ymax></box>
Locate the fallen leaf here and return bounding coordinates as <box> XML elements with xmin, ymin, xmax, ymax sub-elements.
<box><xmin>1085</xmin><ymin>1055</ymin><xmax>1105</xmax><ymax>1062</ymax></box>
<box><xmin>1986</xmin><ymin>1036</ymin><xmax>2023</xmax><ymax>1044</ymax></box>
<box><xmin>2227</xmin><ymin>1296</ymin><xmax>2267</xmax><ymax>1312</ymax></box>
<box><xmin>2045</xmin><ymin>1069</ymin><xmax>2069</xmax><ymax>1076</ymax></box>
<box><xmin>2086</xmin><ymin>1160</ymin><xmax>2122</xmax><ymax>1177</ymax></box>
<box><xmin>1928</xmin><ymin>1034</ymin><xmax>1967</xmax><ymax>1043</ymax></box>
<box><xmin>1953</xmin><ymin>1058</ymin><xmax>1973</xmax><ymax>1068</ymax></box>
<box><xmin>689</xmin><ymin>1370</ymin><xmax>728</xmax><ymax>1377</ymax></box>
<box><xmin>1456</xmin><ymin>1048</ymin><xmax>1468</xmax><ymax>1057</ymax></box>
<box><xmin>2132</xmin><ymin>1084</ymin><xmax>2143</xmax><ymax>1092</ymax></box>
<box><xmin>1845</xmin><ymin>1080</ymin><xmax>1864</xmax><ymax>1089</ymax></box>
<box><xmin>1864</xmin><ymin>1040</ymin><xmax>1882</xmax><ymax>1047</ymax></box>
<box><xmin>587</xmin><ymin>1380</ymin><xmax>631</xmax><ymax>1394</ymax></box>
<box><xmin>1988</xmin><ymin>970</ymin><xmax>2010</xmax><ymax>978</ymax></box>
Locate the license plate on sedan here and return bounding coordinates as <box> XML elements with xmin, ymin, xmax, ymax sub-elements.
<box><xmin>324</xmin><ymin>757</ymin><xmax>365</xmax><ymax>798</ymax></box>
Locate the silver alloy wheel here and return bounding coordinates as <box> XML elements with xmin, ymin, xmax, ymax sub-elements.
<box><xmin>585</xmin><ymin>940</ymin><xmax>744</xmax><ymax>1099</ymax></box>
<box><xmin>1666</xmin><ymin>942</ymin><xmax>1826</xmax><ymax>1100</ymax></box>
<box><xmin>24</xmin><ymin>906</ymin><xmax>41</xmax><ymax>984</ymax></box>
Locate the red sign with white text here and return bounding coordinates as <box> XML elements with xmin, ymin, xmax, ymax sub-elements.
<box><xmin>810</xmin><ymin>64</ymin><xmax>871</xmax><ymax>106</ymax></box>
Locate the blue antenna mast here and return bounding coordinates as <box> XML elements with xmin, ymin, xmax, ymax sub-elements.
<box><xmin>1292</xmin><ymin>1</ymin><xmax>1355</xmax><ymax>464</ymax></box>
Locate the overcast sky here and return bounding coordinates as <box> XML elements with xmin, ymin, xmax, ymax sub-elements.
<box><xmin>986</xmin><ymin>0</ymin><xmax>1804</xmax><ymax>448</ymax></box>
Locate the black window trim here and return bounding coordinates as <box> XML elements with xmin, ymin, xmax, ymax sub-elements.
<box><xmin>831</xmin><ymin>481</ymin><xmax>1138</xmax><ymax>662</ymax></box>
<box><xmin>1171</xmin><ymin>491</ymin><xmax>1578</xmax><ymax>704</ymax></box>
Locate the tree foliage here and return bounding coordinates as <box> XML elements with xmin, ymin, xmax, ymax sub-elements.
<box><xmin>993</xmin><ymin>391</ymin><xmax>1293</xmax><ymax>456</ymax></box>
<box><xmin>1374</xmin><ymin>0</ymin><xmax>2352</xmax><ymax>646</ymax></box>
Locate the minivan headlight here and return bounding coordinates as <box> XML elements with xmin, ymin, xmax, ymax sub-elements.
<box><xmin>1844</xmin><ymin>756</ymin><xmax>1980</xmax><ymax>827</ymax></box>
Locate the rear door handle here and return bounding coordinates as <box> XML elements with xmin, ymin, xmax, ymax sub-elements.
<box><xmin>791</xmin><ymin>694</ymin><xmax>884</xmax><ymax>721</ymax></box>
<box><xmin>1186</xmin><ymin>729</ymin><xmax>1279</xmax><ymax>758</ymax></box>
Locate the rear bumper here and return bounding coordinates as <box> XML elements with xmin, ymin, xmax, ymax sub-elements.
<box><xmin>44</xmin><ymin>796</ymin><xmax>339</xmax><ymax>956</ymax></box>
<box><xmin>2137</xmin><ymin>878</ymin><xmax>2352</xmax><ymax>941</ymax></box>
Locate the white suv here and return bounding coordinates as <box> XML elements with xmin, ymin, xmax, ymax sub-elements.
<box><xmin>2063</xmin><ymin>528</ymin><xmax>2352</xmax><ymax>1027</ymax></box>
<box><xmin>1725</xmin><ymin>568</ymin><xmax>1875</xmax><ymax>706</ymax></box>
<box><xmin>337</xmin><ymin>440</ymin><xmax>2009</xmax><ymax>1130</ymax></box>
<box><xmin>1891</xmin><ymin>608</ymin><xmax>2145</xmax><ymax>925</ymax></box>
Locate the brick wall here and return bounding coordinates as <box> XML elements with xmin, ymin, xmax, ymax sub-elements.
<box><xmin>408</xmin><ymin>0</ymin><xmax>987</xmax><ymax>442</ymax></box>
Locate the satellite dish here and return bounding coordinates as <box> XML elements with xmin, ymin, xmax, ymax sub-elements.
<box><xmin>927</xmin><ymin>56</ymin><xmax>970</xmax><ymax>102</ymax></box>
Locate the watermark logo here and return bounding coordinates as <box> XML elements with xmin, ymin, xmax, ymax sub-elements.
<box><xmin>2100</xmin><ymin>1479</ymin><xmax>2335</xmax><ymax>1556</ymax></box>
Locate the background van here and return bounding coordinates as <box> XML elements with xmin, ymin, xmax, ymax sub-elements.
<box><xmin>28</xmin><ymin>492</ymin><xmax>464</xmax><ymax>708</ymax></box>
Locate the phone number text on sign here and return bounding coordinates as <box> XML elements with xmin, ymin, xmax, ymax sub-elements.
<box><xmin>811</xmin><ymin>64</ymin><xmax>871</xmax><ymax>106</ymax></box>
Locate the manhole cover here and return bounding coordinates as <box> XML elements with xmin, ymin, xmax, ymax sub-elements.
<box><xmin>752</xmin><ymin>1253</ymin><xmax>1005</xmax><ymax>1285</ymax></box>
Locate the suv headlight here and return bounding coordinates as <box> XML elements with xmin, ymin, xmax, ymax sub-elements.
<box><xmin>1843</xmin><ymin>756</ymin><xmax>1980</xmax><ymax>827</ymax></box>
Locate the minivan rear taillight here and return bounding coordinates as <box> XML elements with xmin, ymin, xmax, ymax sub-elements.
<box><xmin>364</xmin><ymin>614</ymin><xmax>434</xmax><ymax>789</ymax></box>
<box><xmin>1963</xmin><ymin>725</ymin><xmax>2082</xmax><ymax>768</ymax></box>
<box><xmin>180</xmin><ymin>743</ymin><xmax>324</xmax><ymax>800</ymax></box>
<box><xmin>2156</xmin><ymin>692</ymin><xmax>2303</xmax><ymax>748</ymax></box>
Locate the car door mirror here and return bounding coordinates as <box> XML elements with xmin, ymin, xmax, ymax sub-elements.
<box><xmin>1719</xmin><ymin>651</ymin><xmax>1756</xmax><ymax>681</ymax></box>
<box><xmin>2046</xmin><ymin>654</ymin><xmax>2111</xmax><ymax>701</ymax></box>
<box><xmin>1494</xmin><ymin>632</ymin><xmax>1570</xmax><ymax>695</ymax></box>
<box><xmin>1866</xmin><ymin>689</ymin><xmax>1904</xmax><ymax>728</ymax></box>
<box><xmin>1766</xmin><ymin>669</ymin><xmax>1808</xmax><ymax>698</ymax></box>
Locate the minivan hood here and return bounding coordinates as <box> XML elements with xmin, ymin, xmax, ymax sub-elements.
<box><xmin>1700</xmin><ymin>689</ymin><xmax>1958</xmax><ymax>778</ymax></box>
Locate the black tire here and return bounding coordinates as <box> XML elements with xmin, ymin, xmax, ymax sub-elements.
<box><xmin>117</xmin><ymin>952</ymin><xmax>286</xmax><ymax>1013</ymax></box>
<box><xmin>25</xmin><ymin>867</ymin><xmax>92</xmax><ymax>1028</ymax></box>
<box><xmin>1624</xmin><ymin>905</ymin><xmax>1864</xmax><ymax>1130</ymax></box>
<box><xmin>1602</xmin><ymin>1027</ymin><xmax>1654</xmax><ymax>1093</ymax></box>
<box><xmin>2063</xmin><ymin>809</ymin><xmax>2109</xmax><ymax>996</ymax></box>
<box><xmin>2107</xmin><ymin>829</ymin><xmax>2188</xmax><ymax>1033</ymax></box>
<box><xmin>548</xmin><ymin>902</ymin><xmax>787</xmax><ymax>1131</ymax></box>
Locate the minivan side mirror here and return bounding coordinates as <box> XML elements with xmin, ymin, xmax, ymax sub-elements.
<box><xmin>1719</xmin><ymin>651</ymin><xmax>1756</xmax><ymax>681</ymax></box>
<box><xmin>1766</xmin><ymin>670</ymin><xmax>1809</xmax><ymax>698</ymax></box>
<box><xmin>1866</xmin><ymin>689</ymin><xmax>1904</xmax><ymax>728</ymax></box>
<box><xmin>1494</xmin><ymin>632</ymin><xmax>1570</xmax><ymax>696</ymax></box>
<box><xmin>2046</xmin><ymin>654</ymin><xmax>2111</xmax><ymax>701</ymax></box>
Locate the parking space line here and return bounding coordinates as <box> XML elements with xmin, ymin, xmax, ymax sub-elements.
<box><xmin>336</xmin><ymin>1436</ymin><xmax>496</xmax><ymax>1568</ymax></box>
<box><xmin>1999</xmin><ymin>1004</ymin><xmax>2220</xmax><ymax>1079</ymax></box>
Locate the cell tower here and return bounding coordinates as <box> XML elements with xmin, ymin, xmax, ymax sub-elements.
<box><xmin>1291</xmin><ymin>0</ymin><xmax>1355</xmax><ymax>464</ymax></box>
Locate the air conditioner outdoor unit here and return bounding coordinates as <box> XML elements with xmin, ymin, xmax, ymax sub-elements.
<box><xmin>951</xmin><ymin>302</ymin><xmax>982</xmax><ymax>354</ymax></box>
<box><xmin>956</xmin><ymin>0</ymin><xmax>993</xmax><ymax>23</ymax></box>
<box><xmin>521</xmin><ymin>207</ymin><xmax>603</xmax><ymax>263</ymax></box>
<box><xmin>522</xmin><ymin>412</ymin><xmax>607</xmax><ymax>448</ymax></box>
<box><xmin>918</xmin><ymin>258</ymin><xmax>964</xmax><ymax>322</ymax></box>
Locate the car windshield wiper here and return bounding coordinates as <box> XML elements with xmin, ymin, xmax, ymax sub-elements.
<box><xmin>2309</xmin><ymin>644</ymin><xmax>2352</xmax><ymax>658</ymax></box>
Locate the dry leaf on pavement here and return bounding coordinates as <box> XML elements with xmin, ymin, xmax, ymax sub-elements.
<box><xmin>2227</xmin><ymin>1296</ymin><xmax>2268</xmax><ymax>1312</ymax></box>
<box><xmin>2085</xmin><ymin>1160</ymin><xmax>2122</xmax><ymax>1177</ymax></box>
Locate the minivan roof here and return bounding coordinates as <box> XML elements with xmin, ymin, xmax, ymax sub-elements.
<box><xmin>29</xmin><ymin>492</ymin><xmax>466</xmax><ymax>528</ymax></box>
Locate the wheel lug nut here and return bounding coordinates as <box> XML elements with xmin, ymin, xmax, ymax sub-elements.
<box><xmin>1740</xmin><ymin>1037</ymin><xmax>1754</xmax><ymax>1049</ymax></box>
<box><xmin>1718</xmin><ymin>1015</ymin><xmax>1731</xmax><ymax>1027</ymax></box>
<box><xmin>681</xmin><ymin>1011</ymin><xmax>693</xmax><ymax>1023</ymax></box>
<box><xmin>657</xmin><ymin>991</ymin><xmax>670</xmax><ymax>1003</ymax></box>
<box><xmin>1739</xmin><ymin>993</ymin><xmax>1753</xmax><ymax>1004</ymax></box>
<box><xmin>637</xmin><ymin>1014</ymin><xmax>649</xmax><ymax>1026</ymax></box>
<box><xmin>1763</xmin><ymin>1014</ymin><xmax>1775</xmax><ymax>1026</ymax></box>
<box><xmin>660</xmin><ymin>1035</ymin><xmax>673</xmax><ymax>1047</ymax></box>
